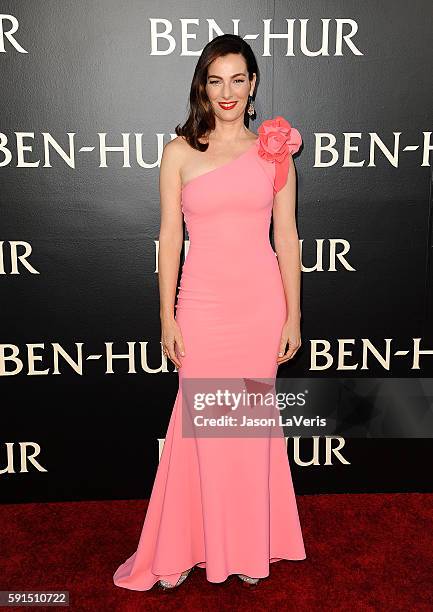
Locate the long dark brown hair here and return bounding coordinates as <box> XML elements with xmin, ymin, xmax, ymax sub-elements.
<box><xmin>175</xmin><ymin>34</ymin><xmax>260</xmax><ymax>152</ymax></box>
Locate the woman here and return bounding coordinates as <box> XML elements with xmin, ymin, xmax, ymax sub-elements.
<box><xmin>113</xmin><ymin>33</ymin><xmax>306</xmax><ymax>591</ymax></box>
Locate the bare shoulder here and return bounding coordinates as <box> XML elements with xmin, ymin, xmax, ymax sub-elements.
<box><xmin>160</xmin><ymin>137</ymin><xmax>191</xmax><ymax>190</ymax></box>
<box><xmin>165</xmin><ymin>135</ymin><xmax>202</xmax><ymax>185</ymax></box>
<box><xmin>161</xmin><ymin>136</ymin><xmax>183</xmax><ymax>163</ymax></box>
<box><xmin>162</xmin><ymin>136</ymin><xmax>191</xmax><ymax>170</ymax></box>
<box><xmin>161</xmin><ymin>136</ymin><xmax>188</xmax><ymax>163</ymax></box>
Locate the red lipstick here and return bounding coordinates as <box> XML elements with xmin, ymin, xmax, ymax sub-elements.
<box><xmin>218</xmin><ymin>101</ymin><xmax>237</xmax><ymax>110</ymax></box>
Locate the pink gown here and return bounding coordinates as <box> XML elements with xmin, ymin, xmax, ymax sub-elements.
<box><xmin>113</xmin><ymin>116</ymin><xmax>306</xmax><ymax>590</ymax></box>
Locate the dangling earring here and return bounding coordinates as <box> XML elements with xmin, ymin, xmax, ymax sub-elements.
<box><xmin>247</xmin><ymin>94</ymin><xmax>255</xmax><ymax>117</ymax></box>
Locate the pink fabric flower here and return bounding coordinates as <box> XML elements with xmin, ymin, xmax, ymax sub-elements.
<box><xmin>257</xmin><ymin>116</ymin><xmax>302</xmax><ymax>163</ymax></box>
<box><xmin>257</xmin><ymin>116</ymin><xmax>302</xmax><ymax>194</ymax></box>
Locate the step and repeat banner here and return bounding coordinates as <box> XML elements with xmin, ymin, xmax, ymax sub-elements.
<box><xmin>1</xmin><ymin>1</ymin><xmax>432</xmax><ymax>503</ymax></box>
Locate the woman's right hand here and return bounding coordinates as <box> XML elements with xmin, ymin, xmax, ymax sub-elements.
<box><xmin>161</xmin><ymin>315</ymin><xmax>185</xmax><ymax>369</ymax></box>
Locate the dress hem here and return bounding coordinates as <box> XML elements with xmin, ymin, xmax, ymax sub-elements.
<box><xmin>113</xmin><ymin>553</ymin><xmax>307</xmax><ymax>591</ymax></box>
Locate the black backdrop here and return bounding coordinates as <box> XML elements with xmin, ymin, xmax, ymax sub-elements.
<box><xmin>1</xmin><ymin>0</ymin><xmax>433</xmax><ymax>503</ymax></box>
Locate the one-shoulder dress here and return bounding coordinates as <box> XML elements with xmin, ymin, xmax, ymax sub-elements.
<box><xmin>113</xmin><ymin>116</ymin><xmax>306</xmax><ymax>590</ymax></box>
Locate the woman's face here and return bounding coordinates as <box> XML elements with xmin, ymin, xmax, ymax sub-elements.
<box><xmin>205</xmin><ymin>53</ymin><xmax>256</xmax><ymax>120</ymax></box>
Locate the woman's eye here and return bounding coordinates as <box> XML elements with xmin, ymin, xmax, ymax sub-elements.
<box><xmin>209</xmin><ymin>79</ymin><xmax>245</xmax><ymax>85</ymax></box>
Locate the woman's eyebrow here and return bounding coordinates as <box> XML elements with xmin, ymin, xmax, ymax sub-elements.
<box><xmin>207</xmin><ymin>72</ymin><xmax>247</xmax><ymax>79</ymax></box>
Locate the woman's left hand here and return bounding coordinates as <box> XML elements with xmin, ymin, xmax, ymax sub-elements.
<box><xmin>277</xmin><ymin>317</ymin><xmax>302</xmax><ymax>364</ymax></box>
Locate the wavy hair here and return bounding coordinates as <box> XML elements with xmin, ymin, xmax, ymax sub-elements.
<box><xmin>175</xmin><ymin>34</ymin><xmax>259</xmax><ymax>152</ymax></box>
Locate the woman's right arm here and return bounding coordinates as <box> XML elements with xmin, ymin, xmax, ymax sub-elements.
<box><xmin>158</xmin><ymin>138</ymin><xmax>185</xmax><ymax>369</ymax></box>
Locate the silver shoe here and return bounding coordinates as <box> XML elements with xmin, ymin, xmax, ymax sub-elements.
<box><xmin>237</xmin><ymin>573</ymin><xmax>260</xmax><ymax>584</ymax></box>
<box><xmin>158</xmin><ymin>566</ymin><xmax>193</xmax><ymax>590</ymax></box>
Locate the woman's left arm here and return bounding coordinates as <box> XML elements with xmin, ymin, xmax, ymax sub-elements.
<box><xmin>272</xmin><ymin>154</ymin><xmax>302</xmax><ymax>365</ymax></box>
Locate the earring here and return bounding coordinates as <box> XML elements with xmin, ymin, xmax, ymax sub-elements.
<box><xmin>247</xmin><ymin>94</ymin><xmax>255</xmax><ymax>117</ymax></box>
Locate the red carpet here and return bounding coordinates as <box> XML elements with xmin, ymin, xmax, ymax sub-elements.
<box><xmin>1</xmin><ymin>493</ymin><xmax>432</xmax><ymax>611</ymax></box>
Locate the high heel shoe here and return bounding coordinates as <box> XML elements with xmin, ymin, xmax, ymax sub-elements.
<box><xmin>157</xmin><ymin>566</ymin><xmax>194</xmax><ymax>590</ymax></box>
<box><xmin>237</xmin><ymin>574</ymin><xmax>260</xmax><ymax>585</ymax></box>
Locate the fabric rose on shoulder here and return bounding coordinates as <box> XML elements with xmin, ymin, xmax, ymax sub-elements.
<box><xmin>257</xmin><ymin>116</ymin><xmax>302</xmax><ymax>163</ymax></box>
